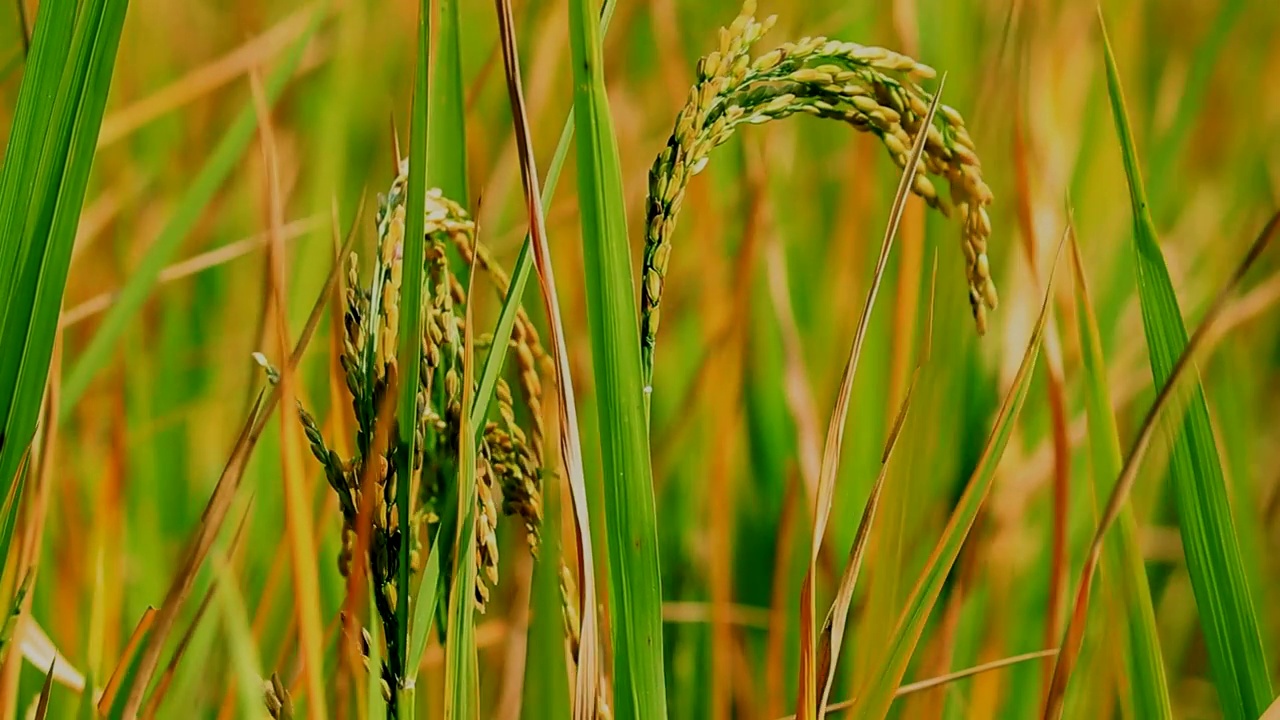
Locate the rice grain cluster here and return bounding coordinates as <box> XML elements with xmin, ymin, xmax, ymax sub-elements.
<box><xmin>641</xmin><ymin>0</ymin><xmax>997</xmax><ymax>383</ymax></box>
<box><xmin>296</xmin><ymin>165</ymin><xmax>549</xmax><ymax>699</ymax></box>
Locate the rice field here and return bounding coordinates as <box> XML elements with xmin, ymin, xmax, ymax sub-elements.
<box><xmin>1</xmin><ymin>0</ymin><xmax>1279</xmax><ymax>718</ymax></box>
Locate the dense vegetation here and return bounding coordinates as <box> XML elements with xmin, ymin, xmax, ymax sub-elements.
<box><xmin>1</xmin><ymin>0</ymin><xmax>1278</xmax><ymax>718</ymax></box>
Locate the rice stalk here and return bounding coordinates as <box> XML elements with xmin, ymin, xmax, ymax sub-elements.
<box><xmin>298</xmin><ymin>168</ymin><xmax>550</xmax><ymax>714</ymax></box>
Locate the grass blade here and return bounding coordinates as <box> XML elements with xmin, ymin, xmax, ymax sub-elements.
<box><xmin>0</xmin><ymin>463</ymin><xmax>29</xmax><ymax>599</ymax></box>
<box><xmin>60</xmin><ymin>7</ymin><xmax>322</xmax><ymax>412</ymax></box>
<box><xmin>34</xmin><ymin>658</ymin><xmax>56</xmax><ymax>720</ymax></box>
<box><xmin>521</xmin><ymin>478</ymin><xmax>570</xmax><ymax>719</ymax></box>
<box><xmin>100</xmin><ymin>609</ymin><xmax>155</xmax><ymax>718</ymax></box>
<box><xmin>443</xmin><ymin>254</ymin><xmax>480</xmax><ymax>719</ymax></box>
<box><xmin>892</xmin><ymin>649</ymin><xmax>1059</xmax><ymax>699</ymax></box>
<box><xmin>209</xmin><ymin>552</ymin><xmax>266</xmax><ymax>720</ymax></box>
<box><xmin>468</xmin><ymin>0</ymin><xmax>617</xmax><ymax>444</ymax></box>
<box><xmin>494</xmin><ymin>0</ymin><xmax>606</xmax><ymax>714</ymax></box>
<box><xmin>0</xmin><ymin>0</ymin><xmax>77</xmax><ymax>341</ymax></box>
<box><xmin>816</xmin><ymin>373</ymin><xmax>917</xmax><ymax>715</ymax></box>
<box><xmin>0</xmin><ymin>571</ymin><xmax>29</xmax><ymax>660</ymax></box>
<box><xmin>1045</xmin><ymin>224</ymin><xmax>1171</xmax><ymax>717</ymax></box>
<box><xmin>141</xmin><ymin>500</ymin><xmax>254</xmax><ymax>719</ymax></box>
<box><xmin>0</xmin><ymin>0</ymin><xmax>129</xmax><ymax>511</ymax></box>
<box><xmin>564</xmin><ymin>0</ymin><xmax>667</xmax><ymax>714</ymax></box>
<box><xmin>429</xmin><ymin>0</ymin><xmax>468</xmax><ymax>205</ymax></box>
<box><xmin>785</xmin><ymin>648</ymin><xmax>1059</xmax><ymax>718</ymax></box>
<box><xmin>469</xmin><ymin>237</ymin><xmax>535</xmax><ymax>433</ymax></box>
<box><xmin>798</xmin><ymin>80</ymin><xmax>943</xmax><ymax>720</ymax></box>
<box><xmin>138</xmin><ymin>584</ymin><xmax>211</xmax><ymax>712</ymax></box>
<box><xmin>1045</xmin><ymin>209</ymin><xmax>1280</xmax><ymax>719</ymax></box>
<box><xmin>403</xmin><ymin>0</ymin><xmax>470</xmax><ymax>687</ymax></box>
<box><xmin>407</xmin><ymin>526</ymin><xmax>443</xmax><ymax>677</ymax></box>
<box><xmin>1096</xmin><ymin>13</ymin><xmax>1273</xmax><ymax>718</ymax></box>
<box><xmin>852</xmin><ymin>237</ymin><xmax>1066</xmax><ymax>719</ymax></box>
<box><xmin>393</xmin><ymin>0</ymin><xmax>430</xmax><ymax>705</ymax></box>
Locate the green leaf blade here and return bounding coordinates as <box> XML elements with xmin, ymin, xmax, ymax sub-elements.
<box><xmin>1069</xmin><ymin>236</ymin><xmax>1172</xmax><ymax>719</ymax></box>
<box><xmin>443</xmin><ymin>209</ymin><xmax>481</xmax><ymax>720</ymax></box>
<box><xmin>394</xmin><ymin>0</ymin><xmax>431</xmax><ymax>701</ymax></box>
<box><xmin>565</xmin><ymin>0</ymin><xmax>668</xmax><ymax>716</ymax></box>
<box><xmin>0</xmin><ymin>0</ymin><xmax>129</xmax><ymax>514</ymax></box>
<box><xmin>427</xmin><ymin>0</ymin><xmax>468</xmax><ymax>206</ymax></box>
<box><xmin>0</xmin><ymin>0</ymin><xmax>79</xmax><ymax>329</ymax></box>
<box><xmin>1099</xmin><ymin>15</ymin><xmax>1272</xmax><ymax>718</ymax></box>
<box><xmin>470</xmin><ymin>0</ymin><xmax>617</xmax><ymax>445</ymax></box>
<box><xmin>853</xmin><ymin>250</ymin><xmax>1061</xmax><ymax>719</ymax></box>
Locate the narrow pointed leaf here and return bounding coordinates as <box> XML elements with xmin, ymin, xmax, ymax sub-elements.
<box><xmin>0</xmin><ymin>0</ymin><xmax>129</xmax><ymax>508</ymax></box>
<box><xmin>394</xmin><ymin>0</ymin><xmax>431</xmax><ymax>699</ymax></box>
<box><xmin>443</xmin><ymin>253</ymin><xmax>481</xmax><ymax>719</ymax></box>
<box><xmin>1044</xmin><ymin>204</ymin><xmax>1280</xmax><ymax>719</ymax></box>
<box><xmin>494</xmin><ymin>0</ymin><xmax>607</xmax><ymax>714</ymax></box>
<box><xmin>1097</xmin><ymin>14</ymin><xmax>1272</xmax><ymax>718</ymax></box>
<box><xmin>428</xmin><ymin>0</ymin><xmax>468</xmax><ymax>205</ymax></box>
<box><xmin>800</xmin><ymin>82</ymin><xmax>943</xmax><ymax>720</ymax></box>
<box><xmin>469</xmin><ymin>0</ymin><xmax>618</xmax><ymax>443</ymax></box>
<box><xmin>34</xmin><ymin>659</ymin><xmax>56</xmax><ymax>720</ymax></box>
<box><xmin>853</xmin><ymin>240</ymin><xmax>1065</xmax><ymax>719</ymax></box>
<box><xmin>1045</xmin><ymin>228</ymin><xmax>1170</xmax><ymax>717</ymax></box>
<box><xmin>565</xmin><ymin>0</ymin><xmax>667</xmax><ymax>714</ymax></box>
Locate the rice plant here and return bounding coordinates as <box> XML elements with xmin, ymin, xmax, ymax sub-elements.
<box><xmin>2</xmin><ymin>0</ymin><xmax>1279</xmax><ymax>719</ymax></box>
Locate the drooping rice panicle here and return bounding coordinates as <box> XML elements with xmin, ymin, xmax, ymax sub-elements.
<box><xmin>640</xmin><ymin>0</ymin><xmax>995</xmax><ymax>385</ymax></box>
